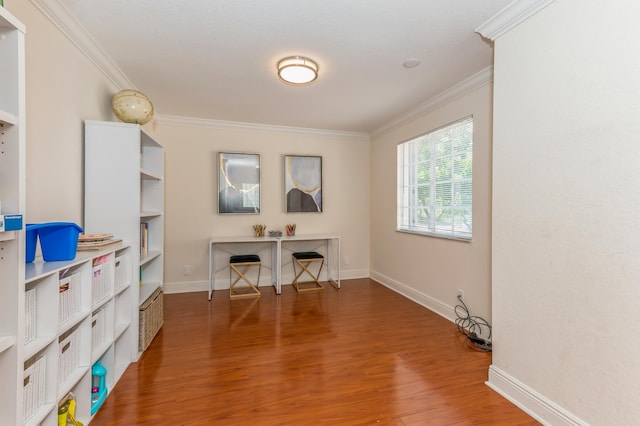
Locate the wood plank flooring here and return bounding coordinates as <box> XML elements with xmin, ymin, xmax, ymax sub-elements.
<box><xmin>91</xmin><ymin>279</ymin><xmax>538</xmax><ymax>425</ymax></box>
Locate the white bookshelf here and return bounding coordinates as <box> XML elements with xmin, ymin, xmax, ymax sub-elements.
<box><xmin>0</xmin><ymin>7</ymin><xmax>26</xmax><ymax>426</ymax></box>
<box><xmin>84</xmin><ymin>120</ymin><xmax>165</xmax><ymax>357</ymax></box>
<box><xmin>21</xmin><ymin>244</ymin><xmax>133</xmax><ymax>425</ymax></box>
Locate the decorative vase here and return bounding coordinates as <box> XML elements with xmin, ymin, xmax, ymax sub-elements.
<box><xmin>112</xmin><ymin>89</ymin><xmax>154</xmax><ymax>124</ymax></box>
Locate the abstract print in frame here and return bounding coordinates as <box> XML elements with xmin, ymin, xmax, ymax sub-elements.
<box><xmin>285</xmin><ymin>155</ymin><xmax>322</xmax><ymax>213</ymax></box>
<box><xmin>218</xmin><ymin>152</ymin><xmax>261</xmax><ymax>214</ymax></box>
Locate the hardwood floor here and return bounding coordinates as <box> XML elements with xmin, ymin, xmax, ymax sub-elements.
<box><xmin>91</xmin><ymin>279</ymin><xmax>538</xmax><ymax>425</ymax></box>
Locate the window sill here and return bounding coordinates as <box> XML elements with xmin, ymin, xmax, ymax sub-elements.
<box><xmin>395</xmin><ymin>228</ymin><xmax>472</xmax><ymax>242</ymax></box>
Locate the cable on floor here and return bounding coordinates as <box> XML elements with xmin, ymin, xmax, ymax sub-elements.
<box><xmin>454</xmin><ymin>294</ymin><xmax>492</xmax><ymax>352</ymax></box>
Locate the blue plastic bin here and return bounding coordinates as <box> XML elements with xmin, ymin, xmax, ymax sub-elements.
<box><xmin>28</xmin><ymin>222</ymin><xmax>83</xmax><ymax>262</ymax></box>
<box><xmin>25</xmin><ymin>224</ymin><xmax>38</xmax><ymax>263</ymax></box>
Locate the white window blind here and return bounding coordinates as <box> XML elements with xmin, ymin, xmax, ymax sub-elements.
<box><xmin>397</xmin><ymin>116</ymin><xmax>473</xmax><ymax>240</ymax></box>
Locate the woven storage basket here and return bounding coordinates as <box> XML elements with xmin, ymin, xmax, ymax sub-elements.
<box><xmin>139</xmin><ymin>287</ymin><xmax>164</xmax><ymax>351</ymax></box>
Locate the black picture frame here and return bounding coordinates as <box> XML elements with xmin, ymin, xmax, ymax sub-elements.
<box><xmin>218</xmin><ymin>152</ymin><xmax>261</xmax><ymax>214</ymax></box>
<box><xmin>285</xmin><ymin>155</ymin><xmax>322</xmax><ymax>213</ymax></box>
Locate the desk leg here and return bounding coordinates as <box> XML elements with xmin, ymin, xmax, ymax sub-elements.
<box><xmin>209</xmin><ymin>243</ymin><xmax>215</xmax><ymax>301</ymax></box>
<box><xmin>277</xmin><ymin>240</ymin><xmax>282</xmax><ymax>294</ymax></box>
<box><xmin>272</xmin><ymin>241</ymin><xmax>281</xmax><ymax>294</ymax></box>
<box><xmin>327</xmin><ymin>237</ymin><xmax>341</xmax><ymax>290</ymax></box>
<box><xmin>336</xmin><ymin>238</ymin><xmax>341</xmax><ymax>288</ymax></box>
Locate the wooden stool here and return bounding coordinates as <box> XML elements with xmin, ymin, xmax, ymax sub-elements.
<box><xmin>229</xmin><ymin>255</ymin><xmax>262</xmax><ymax>299</ymax></box>
<box><xmin>291</xmin><ymin>251</ymin><xmax>324</xmax><ymax>292</ymax></box>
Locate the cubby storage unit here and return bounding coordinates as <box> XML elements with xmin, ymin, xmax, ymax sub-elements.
<box><xmin>84</xmin><ymin>120</ymin><xmax>165</xmax><ymax>357</ymax></box>
<box><xmin>22</xmin><ymin>244</ymin><xmax>133</xmax><ymax>425</ymax></box>
<box><xmin>0</xmin><ymin>7</ymin><xmax>26</xmax><ymax>426</ymax></box>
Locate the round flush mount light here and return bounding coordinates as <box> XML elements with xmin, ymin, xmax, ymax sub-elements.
<box><xmin>277</xmin><ymin>56</ymin><xmax>319</xmax><ymax>85</ymax></box>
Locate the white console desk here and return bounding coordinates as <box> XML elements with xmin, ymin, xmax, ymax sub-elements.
<box><xmin>208</xmin><ymin>234</ymin><xmax>340</xmax><ymax>300</ymax></box>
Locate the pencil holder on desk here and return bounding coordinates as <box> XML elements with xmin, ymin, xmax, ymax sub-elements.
<box><xmin>253</xmin><ymin>224</ymin><xmax>266</xmax><ymax>237</ymax></box>
<box><xmin>286</xmin><ymin>224</ymin><xmax>296</xmax><ymax>236</ymax></box>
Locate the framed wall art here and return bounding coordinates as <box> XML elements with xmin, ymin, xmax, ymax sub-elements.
<box><xmin>218</xmin><ymin>152</ymin><xmax>261</xmax><ymax>214</ymax></box>
<box><xmin>285</xmin><ymin>155</ymin><xmax>322</xmax><ymax>213</ymax></box>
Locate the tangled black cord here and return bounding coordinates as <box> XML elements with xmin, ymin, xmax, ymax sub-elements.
<box><xmin>454</xmin><ymin>295</ymin><xmax>492</xmax><ymax>352</ymax></box>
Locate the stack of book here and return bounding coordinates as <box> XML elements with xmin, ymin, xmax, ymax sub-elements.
<box><xmin>77</xmin><ymin>233</ymin><xmax>121</xmax><ymax>251</ymax></box>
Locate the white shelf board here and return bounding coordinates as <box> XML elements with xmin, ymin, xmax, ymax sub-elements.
<box><xmin>0</xmin><ymin>231</ymin><xmax>17</xmax><ymax>242</ymax></box>
<box><xmin>140</xmin><ymin>250</ymin><xmax>161</xmax><ymax>266</ymax></box>
<box><xmin>57</xmin><ymin>366</ymin><xmax>90</xmax><ymax>401</ymax></box>
<box><xmin>58</xmin><ymin>311</ymin><xmax>90</xmax><ymax>336</ymax></box>
<box><xmin>139</xmin><ymin>281</ymin><xmax>161</xmax><ymax>306</ymax></box>
<box><xmin>140</xmin><ymin>211</ymin><xmax>162</xmax><ymax>219</ymax></box>
<box><xmin>92</xmin><ymin>340</ymin><xmax>112</xmax><ymax>365</ymax></box>
<box><xmin>114</xmin><ymin>282</ymin><xmax>130</xmax><ymax>296</ymax></box>
<box><xmin>140</xmin><ymin>169</ymin><xmax>162</xmax><ymax>180</ymax></box>
<box><xmin>24</xmin><ymin>334</ymin><xmax>56</xmax><ymax>360</ymax></box>
<box><xmin>114</xmin><ymin>322</ymin><xmax>129</xmax><ymax>341</ymax></box>
<box><xmin>0</xmin><ymin>109</ymin><xmax>17</xmax><ymax>125</ymax></box>
<box><xmin>24</xmin><ymin>402</ymin><xmax>55</xmax><ymax>426</ymax></box>
<box><xmin>0</xmin><ymin>335</ymin><xmax>16</xmax><ymax>353</ymax></box>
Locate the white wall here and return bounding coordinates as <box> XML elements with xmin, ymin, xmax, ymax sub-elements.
<box><xmin>5</xmin><ymin>1</ymin><xmax>371</xmax><ymax>293</ymax></box>
<box><xmin>369</xmin><ymin>80</ymin><xmax>493</xmax><ymax>323</ymax></box>
<box><xmin>6</xmin><ymin>1</ymin><xmax>119</xmax><ymax>225</ymax></box>
<box><xmin>153</xmin><ymin>119</ymin><xmax>371</xmax><ymax>292</ymax></box>
<box><xmin>489</xmin><ymin>0</ymin><xmax>640</xmax><ymax>424</ymax></box>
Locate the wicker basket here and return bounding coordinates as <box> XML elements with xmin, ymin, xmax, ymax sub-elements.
<box><xmin>139</xmin><ymin>287</ymin><xmax>164</xmax><ymax>352</ymax></box>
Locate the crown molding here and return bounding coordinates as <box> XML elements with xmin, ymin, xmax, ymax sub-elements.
<box><xmin>155</xmin><ymin>114</ymin><xmax>371</xmax><ymax>141</ymax></box>
<box><xmin>371</xmin><ymin>66</ymin><xmax>493</xmax><ymax>139</ymax></box>
<box><xmin>29</xmin><ymin>0</ymin><xmax>134</xmax><ymax>89</ymax></box>
<box><xmin>475</xmin><ymin>0</ymin><xmax>557</xmax><ymax>41</ymax></box>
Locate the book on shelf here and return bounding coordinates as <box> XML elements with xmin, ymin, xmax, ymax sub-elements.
<box><xmin>140</xmin><ymin>222</ymin><xmax>148</xmax><ymax>254</ymax></box>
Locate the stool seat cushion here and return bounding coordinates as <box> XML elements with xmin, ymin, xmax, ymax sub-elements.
<box><xmin>230</xmin><ymin>254</ymin><xmax>261</xmax><ymax>263</ymax></box>
<box><xmin>292</xmin><ymin>251</ymin><xmax>324</xmax><ymax>260</ymax></box>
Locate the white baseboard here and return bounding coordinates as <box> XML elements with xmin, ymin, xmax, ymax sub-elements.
<box><xmin>163</xmin><ymin>280</ymin><xmax>208</xmax><ymax>294</ymax></box>
<box><xmin>486</xmin><ymin>365</ymin><xmax>586</xmax><ymax>426</ymax></box>
<box><xmin>369</xmin><ymin>270</ymin><xmax>456</xmax><ymax>323</ymax></box>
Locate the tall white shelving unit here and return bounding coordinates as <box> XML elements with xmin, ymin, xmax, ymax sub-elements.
<box><xmin>23</xmin><ymin>244</ymin><xmax>133</xmax><ymax>425</ymax></box>
<box><xmin>84</xmin><ymin>120</ymin><xmax>165</xmax><ymax>357</ymax></box>
<box><xmin>0</xmin><ymin>7</ymin><xmax>26</xmax><ymax>425</ymax></box>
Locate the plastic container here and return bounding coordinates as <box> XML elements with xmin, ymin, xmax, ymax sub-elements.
<box><xmin>28</xmin><ymin>222</ymin><xmax>83</xmax><ymax>262</ymax></box>
<box><xmin>25</xmin><ymin>224</ymin><xmax>38</xmax><ymax>263</ymax></box>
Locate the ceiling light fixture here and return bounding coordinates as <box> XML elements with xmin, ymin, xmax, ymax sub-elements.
<box><xmin>277</xmin><ymin>56</ymin><xmax>319</xmax><ymax>85</ymax></box>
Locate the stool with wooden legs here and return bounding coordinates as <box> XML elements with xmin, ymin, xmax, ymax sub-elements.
<box><xmin>291</xmin><ymin>251</ymin><xmax>325</xmax><ymax>292</ymax></box>
<box><xmin>229</xmin><ymin>254</ymin><xmax>262</xmax><ymax>299</ymax></box>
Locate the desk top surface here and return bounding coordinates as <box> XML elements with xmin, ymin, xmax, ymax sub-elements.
<box><xmin>210</xmin><ymin>234</ymin><xmax>339</xmax><ymax>244</ymax></box>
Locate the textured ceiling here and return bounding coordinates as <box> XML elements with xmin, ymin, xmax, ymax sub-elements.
<box><xmin>58</xmin><ymin>0</ymin><xmax>511</xmax><ymax>134</ymax></box>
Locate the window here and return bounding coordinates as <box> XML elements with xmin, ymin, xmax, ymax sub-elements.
<box><xmin>397</xmin><ymin>116</ymin><xmax>473</xmax><ymax>240</ymax></box>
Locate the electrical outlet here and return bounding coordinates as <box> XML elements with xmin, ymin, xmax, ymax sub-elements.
<box><xmin>343</xmin><ymin>255</ymin><xmax>350</xmax><ymax>265</ymax></box>
<box><xmin>457</xmin><ymin>289</ymin><xmax>464</xmax><ymax>300</ymax></box>
<box><xmin>183</xmin><ymin>265</ymin><xmax>192</xmax><ymax>276</ymax></box>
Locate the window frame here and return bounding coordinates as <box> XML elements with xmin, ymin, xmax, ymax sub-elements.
<box><xmin>396</xmin><ymin>116</ymin><xmax>473</xmax><ymax>241</ymax></box>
